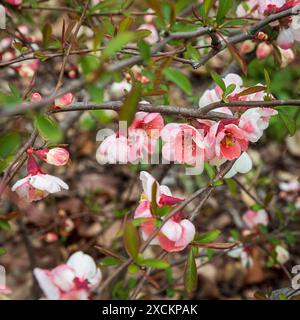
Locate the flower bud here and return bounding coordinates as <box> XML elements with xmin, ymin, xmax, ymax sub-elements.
<box><xmin>240</xmin><ymin>40</ymin><xmax>256</xmax><ymax>54</ymax></box>
<box><xmin>256</xmin><ymin>42</ymin><xmax>273</xmax><ymax>60</ymax></box>
<box><xmin>36</xmin><ymin>147</ymin><xmax>70</xmax><ymax>166</ymax></box>
<box><xmin>30</xmin><ymin>92</ymin><xmax>42</xmax><ymax>102</ymax></box>
<box><xmin>54</xmin><ymin>93</ymin><xmax>74</xmax><ymax>108</ymax></box>
<box><xmin>257</xmin><ymin>32</ymin><xmax>268</xmax><ymax>41</ymax></box>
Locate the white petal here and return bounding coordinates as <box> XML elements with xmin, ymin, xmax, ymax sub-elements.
<box><xmin>161</xmin><ymin>220</ymin><xmax>182</xmax><ymax>242</ymax></box>
<box><xmin>11</xmin><ymin>176</ymin><xmax>30</xmax><ymax>191</ymax></box>
<box><xmin>67</xmin><ymin>251</ymin><xmax>101</xmax><ymax>289</ymax></box>
<box><xmin>34</xmin><ymin>268</ymin><xmax>60</xmax><ymax>300</ymax></box>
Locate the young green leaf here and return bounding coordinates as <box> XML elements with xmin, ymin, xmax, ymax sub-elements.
<box><xmin>118</xmin><ymin>16</ymin><xmax>134</xmax><ymax>34</ymax></box>
<box><xmin>42</xmin><ymin>23</ymin><xmax>52</xmax><ymax>47</ymax></box>
<box><xmin>119</xmin><ymin>82</ymin><xmax>142</xmax><ymax>126</ymax></box>
<box><xmin>196</xmin><ymin>229</ymin><xmax>221</xmax><ymax>243</ymax></box>
<box><xmin>139</xmin><ymin>258</ymin><xmax>169</xmax><ymax>269</ymax></box>
<box><xmin>211</xmin><ymin>71</ymin><xmax>226</xmax><ymax>91</ymax></box>
<box><xmin>216</xmin><ymin>0</ymin><xmax>233</xmax><ymax>24</ymax></box>
<box><xmin>34</xmin><ymin>114</ymin><xmax>63</xmax><ymax>143</ymax></box>
<box><xmin>204</xmin><ymin>0</ymin><xmax>214</xmax><ymax>19</ymax></box>
<box><xmin>164</xmin><ymin>68</ymin><xmax>192</xmax><ymax>95</ymax></box>
<box><xmin>123</xmin><ymin>221</ymin><xmax>140</xmax><ymax>261</ymax></box>
<box><xmin>100</xmin><ymin>257</ymin><xmax>122</xmax><ymax>267</ymax></box>
<box><xmin>278</xmin><ymin>109</ymin><xmax>296</xmax><ymax>136</ymax></box>
<box><xmin>102</xmin><ymin>32</ymin><xmax>136</xmax><ymax>59</ymax></box>
<box><xmin>0</xmin><ymin>132</ymin><xmax>21</xmax><ymax>160</ymax></box>
<box><xmin>184</xmin><ymin>248</ymin><xmax>198</xmax><ymax>294</ymax></box>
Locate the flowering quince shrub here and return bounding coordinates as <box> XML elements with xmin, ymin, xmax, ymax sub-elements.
<box><xmin>0</xmin><ymin>0</ymin><xmax>300</xmax><ymax>301</ymax></box>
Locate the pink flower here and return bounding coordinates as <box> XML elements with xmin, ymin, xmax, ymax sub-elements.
<box><xmin>34</xmin><ymin>251</ymin><xmax>101</xmax><ymax>300</ymax></box>
<box><xmin>256</xmin><ymin>42</ymin><xmax>273</xmax><ymax>60</ymax></box>
<box><xmin>15</xmin><ymin>60</ymin><xmax>39</xmax><ymax>77</ymax></box>
<box><xmin>11</xmin><ymin>154</ymin><xmax>68</xmax><ymax>202</ymax></box>
<box><xmin>158</xmin><ymin>214</ymin><xmax>196</xmax><ymax>252</ymax></box>
<box><xmin>54</xmin><ymin>93</ymin><xmax>74</xmax><ymax>109</ymax></box>
<box><xmin>97</xmin><ymin>134</ymin><xmax>131</xmax><ymax>164</ymax></box>
<box><xmin>258</xmin><ymin>0</ymin><xmax>286</xmax><ymax>14</ymax></box>
<box><xmin>5</xmin><ymin>0</ymin><xmax>22</xmax><ymax>6</ymax></box>
<box><xmin>280</xmin><ymin>48</ymin><xmax>295</xmax><ymax>67</ymax></box>
<box><xmin>206</xmin><ymin>121</ymin><xmax>249</xmax><ymax>161</ymax></box>
<box><xmin>129</xmin><ymin>111</ymin><xmax>164</xmax><ymax>154</ymax></box>
<box><xmin>30</xmin><ymin>92</ymin><xmax>42</xmax><ymax>102</ymax></box>
<box><xmin>238</xmin><ymin>107</ymin><xmax>278</xmax><ymax>143</ymax></box>
<box><xmin>139</xmin><ymin>24</ymin><xmax>159</xmax><ymax>44</ymax></box>
<box><xmin>161</xmin><ymin>123</ymin><xmax>205</xmax><ymax>169</ymax></box>
<box><xmin>35</xmin><ymin>147</ymin><xmax>70</xmax><ymax>166</ymax></box>
<box><xmin>134</xmin><ymin>172</ymin><xmax>195</xmax><ymax>252</ymax></box>
<box><xmin>97</xmin><ymin>112</ymin><xmax>164</xmax><ymax>163</ymax></box>
<box><xmin>199</xmin><ymin>73</ymin><xmax>242</xmax><ymax>114</ymax></box>
<box><xmin>243</xmin><ymin>209</ymin><xmax>269</xmax><ymax>229</ymax></box>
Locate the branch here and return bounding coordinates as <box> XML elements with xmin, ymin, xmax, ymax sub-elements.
<box><xmin>193</xmin><ymin>5</ymin><xmax>300</xmax><ymax>69</ymax></box>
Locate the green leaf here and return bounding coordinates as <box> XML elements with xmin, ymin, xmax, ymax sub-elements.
<box><xmin>123</xmin><ymin>221</ymin><xmax>140</xmax><ymax>261</ymax></box>
<box><xmin>0</xmin><ymin>220</ymin><xmax>11</xmax><ymax>231</ymax></box>
<box><xmin>278</xmin><ymin>108</ymin><xmax>296</xmax><ymax>136</ymax></box>
<box><xmin>264</xmin><ymin>68</ymin><xmax>271</xmax><ymax>95</ymax></box>
<box><xmin>118</xmin><ymin>17</ymin><xmax>134</xmax><ymax>34</ymax></box>
<box><xmin>225</xmin><ymin>178</ymin><xmax>237</xmax><ymax>196</ymax></box>
<box><xmin>0</xmin><ymin>248</ymin><xmax>6</xmax><ymax>256</ymax></box>
<box><xmin>203</xmin><ymin>0</ymin><xmax>214</xmax><ymax>19</ymax></box>
<box><xmin>164</xmin><ymin>67</ymin><xmax>192</xmax><ymax>95</ymax></box>
<box><xmin>0</xmin><ymin>132</ymin><xmax>21</xmax><ymax>159</ymax></box>
<box><xmin>132</xmin><ymin>217</ymin><xmax>155</xmax><ymax>226</ymax></box>
<box><xmin>9</xmin><ymin>84</ymin><xmax>22</xmax><ymax>99</ymax></box>
<box><xmin>34</xmin><ymin>114</ymin><xmax>63</xmax><ymax>143</ymax></box>
<box><xmin>196</xmin><ymin>229</ymin><xmax>221</xmax><ymax>243</ymax></box>
<box><xmin>204</xmin><ymin>163</ymin><xmax>215</xmax><ymax>179</ymax></box>
<box><xmin>185</xmin><ymin>43</ymin><xmax>200</xmax><ymax>61</ymax></box>
<box><xmin>119</xmin><ymin>81</ymin><xmax>142</xmax><ymax>125</ymax></box>
<box><xmin>100</xmin><ymin>257</ymin><xmax>121</xmax><ymax>267</ymax></box>
<box><xmin>184</xmin><ymin>249</ymin><xmax>197</xmax><ymax>294</ymax></box>
<box><xmin>224</xmin><ymin>83</ymin><xmax>236</xmax><ymax>98</ymax></box>
<box><xmin>139</xmin><ymin>258</ymin><xmax>170</xmax><ymax>269</ymax></box>
<box><xmin>80</xmin><ymin>55</ymin><xmax>100</xmax><ymax>75</ymax></box>
<box><xmin>102</xmin><ymin>32</ymin><xmax>136</xmax><ymax>59</ymax></box>
<box><xmin>138</xmin><ymin>40</ymin><xmax>151</xmax><ymax>61</ymax></box>
<box><xmin>211</xmin><ymin>71</ymin><xmax>226</xmax><ymax>91</ymax></box>
<box><xmin>128</xmin><ymin>263</ymin><xmax>139</xmax><ymax>273</ymax></box>
<box><xmin>216</xmin><ymin>0</ymin><xmax>233</xmax><ymax>24</ymax></box>
<box><xmin>42</xmin><ymin>23</ymin><xmax>52</xmax><ymax>47</ymax></box>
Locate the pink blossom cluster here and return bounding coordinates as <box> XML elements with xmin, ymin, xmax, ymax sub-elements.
<box><xmin>34</xmin><ymin>251</ymin><xmax>101</xmax><ymax>300</ymax></box>
<box><xmin>238</xmin><ymin>0</ymin><xmax>300</xmax><ymax>49</ymax></box>
<box><xmin>134</xmin><ymin>171</ymin><xmax>195</xmax><ymax>252</ymax></box>
<box><xmin>0</xmin><ymin>25</ymin><xmax>40</xmax><ymax>77</ymax></box>
<box><xmin>12</xmin><ymin>146</ymin><xmax>70</xmax><ymax>202</ymax></box>
<box><xmin>98</xmin><ymin>74</ymin><xmax>277</xmax><ymax>178</ymax></box>
<box><xmin>30</xmin><ymin>91</ymin><xmax>74</xmax><ymax>109</ymax></box>
<box><xmin>228</xmin><ymin>208</ymin><xmax>289</xmax><ymax>267</ymax></box>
